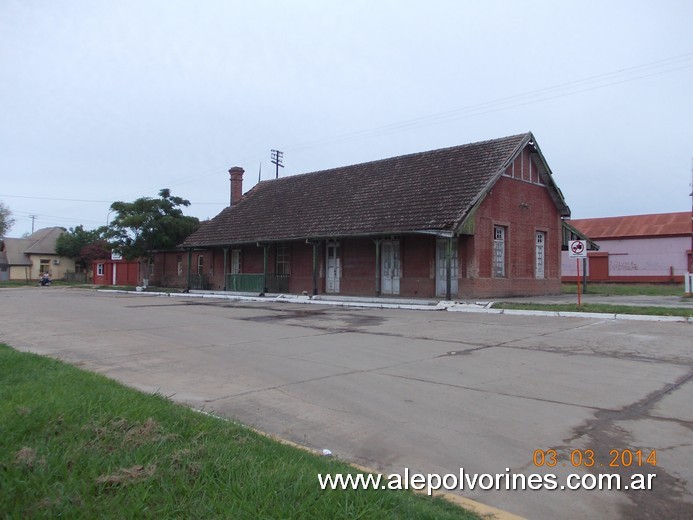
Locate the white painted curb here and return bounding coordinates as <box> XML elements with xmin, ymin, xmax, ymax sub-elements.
<box><xmin>96</xmin><ymin>289</ymin><xmax>691</xmax><ymax>323</ymax></box>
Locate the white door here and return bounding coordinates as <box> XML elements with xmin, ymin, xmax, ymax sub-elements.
<box><xmin>326</xmin><ymin>241</ymin><xmax>340</xmax><ymax>293</ymax></box>
<box><xmin>231</xmin><ymin>249</ymin><xmax>241</xmax><ymax>274</ymax></box>
<box><xmin>381</xmin><ymin>240</ymin><xmax>400</xmax><ymax>295</ymax></box>
<box><xmin>436</xmin><ymin>238</ymin><xmax>458</xmax><ymax>297</ymax></box>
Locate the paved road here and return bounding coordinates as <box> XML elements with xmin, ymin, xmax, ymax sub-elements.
<box><xmin>1</xmin><ymin>287</ymin><xmax>691</xmax><ymax>520</ymax></box>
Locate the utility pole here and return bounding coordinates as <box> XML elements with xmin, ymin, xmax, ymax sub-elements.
<box><xmin>29</xmin><ymin>214</ymin><xmax>36</xmax><ymax>233</ymax></box>
<box><xmin>687</xmin><ymin>158</ymin><xmax>693</xmax><ymax>294</ymax></box>
<box><xmin>689</xmin><ymin>158</ymin><xmax>693</xmax><ymax>272</ymax></box>
<box><xmin>271</xmin><ymin>149</ymin><xmax>284</xmax><ymax>179</ymax></box>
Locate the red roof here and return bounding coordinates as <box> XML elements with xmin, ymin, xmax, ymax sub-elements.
<box><xmin>569</xmin><ymin>212</ymin><xmax>692</xmax><ymax>239</ymax></box>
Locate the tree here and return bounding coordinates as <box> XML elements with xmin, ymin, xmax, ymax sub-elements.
<box><xmin>55</xmin><ymin>225</ymin><xmax>110</xmax><ymax>271</ymax></box>
<box><xmin>0</xmin><ymin>201</ymin><xmax>15</xmax><ymax>237</ymax></box>
<box><xmin>103</xmin><ymin>189</ymin><xmax>200</xmax><ymax>282</ymax></box>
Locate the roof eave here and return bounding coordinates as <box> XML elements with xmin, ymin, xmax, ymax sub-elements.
<box><xmin>453</xmin><ymin>132</ymin><xmax>571</xmax><ymax>233</ymax></box>
<box><xmin>182</xmin><ymin>227</ymin><xmax>457</xmax><ymax>248</ymax></box>
<box><xmin>529</xmin><ymin>135</ymin><xmax>571</xmax><ymax>218</ymax></box>
<box><xmin>453</xmin><ymin>132</ymin><xmax>533</xmax><ymax>232</ymax></box>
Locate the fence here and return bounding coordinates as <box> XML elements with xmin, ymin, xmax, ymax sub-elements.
<box><xmin>189</xmin><ymin>274</ymin><xmax>208</xmax><ymax>290</ymax></box>
<box><xmin>64</xmin><ymin>272</ymin><xmax>87</xmax><ymax>283</ymax></box>
<box><xmin>226</xmin><ymin>273</ymin><xmax>289</xmax><ymax>293</ymax></box>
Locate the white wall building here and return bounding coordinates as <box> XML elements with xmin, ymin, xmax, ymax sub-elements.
<box><xmin>561</xmin><ymin>212</ymin><xmax>692</xmax><ymax>283</ymax></box>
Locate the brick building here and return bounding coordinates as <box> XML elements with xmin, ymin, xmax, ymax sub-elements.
<box><xmin>176</xmin><ymin>133</ymin><xmax>571</xmax><ymax>299</ymax></box>
<box><xmin>92</xmin><ymin>256</ymin><xmax>141</xmax><ymax>286</ymax></box>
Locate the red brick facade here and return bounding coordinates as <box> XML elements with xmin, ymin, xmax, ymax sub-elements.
<box><xmin>463</xmin><ymin>175</ymin><xmax>562</xmax><ymax>297</ymax></box>
<box><xmin>92</xmin><ymin>259</ymin><xmax>140</xmax><ymax>286</ymax></box>
<box><xmin>162</xmin><ymin>134</ymin><xmax>569</xmax><ymax>299</ymax></box>
<box><xmin>151</xmin><ymin>170</ymin><xmax>562</xmax><ymax>298</ymax></box>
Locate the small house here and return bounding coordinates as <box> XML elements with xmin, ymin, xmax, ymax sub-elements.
<box><xmin>0</xmin><ymin>227</ymin><xmax>75</xmax><ymax>281</ymax></box>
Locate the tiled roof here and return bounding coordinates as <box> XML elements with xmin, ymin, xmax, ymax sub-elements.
<box><xmin>183</xmin><ymin>133</ymin><xmax>564</xmax><ymax>247</ymax></box>
<box><xmin>2</xmin><ymin>237</ymin><xmax>33</xmax><ymax>265</ymax></box>
<box><xmin>569</xmin><ymin>212</ymin><xmax>692</xmax><ymax>239</ymax></box>
<box><xmin>1</xmin><ymin>227</ymin><xmax>66</xmax><ymax>265</ymax></box>
<box><xmin>24</xmin><ymin>227</ymin><xmax>65</xmax><ymax>254</ymax></box>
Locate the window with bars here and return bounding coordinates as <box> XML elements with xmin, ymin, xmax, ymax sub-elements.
<box><xmin>493</xmin><ymin>226</ymin><xmax>506</xmax><ymax>277</ymax></box>
<box><xmin>535</xmin><ymin>231</ymin><xmax>546</xmax><ymax>279</ymax></box>
<box><xmin>276</xmin><ymin>243</ymin><xmax>290</xmax><ymax>275</ymax></box>
<box><xmin>231</xmin><ymin>249</ymin><xmax>241</xmax><ymax>274</ymax></box>
<box><xmin>197</xmin><ymin>255</ymin><xmax>204</xmax><ymax>275</ymax></box>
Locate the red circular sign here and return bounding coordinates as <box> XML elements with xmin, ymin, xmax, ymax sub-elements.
<box><xmin>570</xmin><ymin>241</ymin><xmax>585</xmax><ymax>255</ymax></box>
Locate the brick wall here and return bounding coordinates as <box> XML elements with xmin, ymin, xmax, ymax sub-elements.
<box><xmin>287</xmin><ymin>241</ymin><xmax>318</xmax><ymax>294</ymax></box>
<box><xmin>400</xmin><ymin>235</ymin><xmax>437</xmax><ymax>298</ymax></box>
<box><xmin>339</xmin><ymin>238</ymin><xmax>377</xmax><ymax>295</ymax></box>
<box><xmin>460</xmin><ymin>175</ymin><xmax>562</xmax><ymax>297</ymax></box>
<box><xmin>153</xmin><ymin>165</ymin><xmax>564</xmax><ymax>299</ymax></box>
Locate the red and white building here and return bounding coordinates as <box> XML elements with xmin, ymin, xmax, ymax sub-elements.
<box><xmin>92</xmin><ymin>253</ymin><xmax>141</xmax><ymax>286</ymax></box>
<box><xmin>561</xmin><ymin>212</ymin><xmax>693</xmax><ymax>283</ymax></box>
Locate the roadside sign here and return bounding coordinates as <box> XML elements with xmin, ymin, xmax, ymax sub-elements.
<box><xmin>569</xmin><ymin>240</ymin><xmax>587</xmax><ymax>259</ymax></box>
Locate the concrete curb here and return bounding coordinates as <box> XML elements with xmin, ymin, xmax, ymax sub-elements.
<box><xmin>96</xmin><ymin>289</ymin><xmax>692</xmax><ymax>323</ymax></box>
<box><xmin>447</xmin><ymin>303</ymin><xmax>691</xmax><ymax>323</ymax></box>
<box><xmin>192</xmin><ymin>408</ymin><xmax>526</xmax><ymax>520</ymax></box>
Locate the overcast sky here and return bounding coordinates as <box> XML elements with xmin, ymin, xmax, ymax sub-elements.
<box><xmin>2</xmin><ymin>0</ymin><xmax>692</xmax><ymax>238</ymax></box>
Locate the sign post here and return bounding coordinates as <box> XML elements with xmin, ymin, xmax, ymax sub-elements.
<box><xmin>569</xmin><ymin>240</ymin><xmax>587</xmax><ymax>306</ymax></box>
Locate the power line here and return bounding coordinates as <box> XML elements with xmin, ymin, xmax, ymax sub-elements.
<box><xmin>139</xmin><ymin>51</ymin><xmax>693</xmax><ymax>187</ymax></box>
<box><xmin>284</xmin><ymin>53</ymin><xmax>693</xmax><ymax>153</ymax></box>
<box><xmin>5</xmin><ymin>50</ymin><xmax>692</xmax><ymax>225</ymax></box>
<box><xmin>0</xmin><ymin>194</ymin><xmax>113</xmax><ymax>203</ymax></box>
<box><xmin>12</xmin><ymin>209</ymin><xmax>107</xmax><ymax>225</ymax></box>
<box><xmin>2</xmin><ymin>194</ymin><xmax>225</xmax><ymax>205</ymax></box>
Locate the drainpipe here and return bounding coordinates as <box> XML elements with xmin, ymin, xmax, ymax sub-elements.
<box><xmin>222</xmin><ymin>247</ymin><xmax>229</xmax><ymax>291</ymax></box>
<box><xmin>445</xmin><ymin>236</ymin><xmax>452</xmax><ymax>301</ymax></box>
<box><xmin>373</xmin><ymin>239</ymin><xmax>382</xmax><ymax>297</ymax></box>
<box><xmin>261</xmin><ymin>244</ymin><xmax>269</xmax><ymax>296</ymax></box>
<box><xmin>310</xmin><ymin>240</ymin><xmax>319</xmax><ymax>296</ymax></box>
<box><xmin>186</xmin><ymin>248</ymin><xmax>192</xmax><ymax>291</ymax></box>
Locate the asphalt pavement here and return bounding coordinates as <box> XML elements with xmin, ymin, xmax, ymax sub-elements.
<box><xmin>1</xmin><ymin>287</ymin><xmax>691</xmax><ymax>519</ymax></box>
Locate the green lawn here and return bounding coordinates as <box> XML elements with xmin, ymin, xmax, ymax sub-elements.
<box><xmin>0</xmin><ymin>344</ymin><xmax>478</xmax><ymax>519</ymax></box>
<box><xmin>493</xmin><ymin>302</ymin><xmax>692</xmax><ymax>318</ymax></box>
<box><xmin>561</xmin><ymin>282</ymin><xmax>686</xmax><ymax>297</ymax></box>
<box><xmin>0</xmin><ymin>280</ymin><xmax>85</xmax><ymax>288</ymax></box>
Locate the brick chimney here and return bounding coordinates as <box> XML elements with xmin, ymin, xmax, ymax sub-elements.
<box><xmin>229</xmin><ymin>166</ymin><xmax>244</xmax><ymax>207</ymax></box>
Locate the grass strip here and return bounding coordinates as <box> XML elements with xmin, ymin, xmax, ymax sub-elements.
<box><xmin>493</xmin><ymin>302</ymin><xmax>692</xmax><ymax>318</ymax></box>
<box><xmin>560</xmin><ymin>283</ymin><xmax>686</xmax><ymax>297</ymax></box>
<box><xmin>0</xmin><ymin>344</ymin><xmax>478</xmax><ymax>520</ymax></box>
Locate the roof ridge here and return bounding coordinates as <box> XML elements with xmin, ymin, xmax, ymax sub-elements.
<box><xmin>570</xmin><ymin>211</ymin><xmax>691</xmax><ymax>221</ymax></box>
<box><xmin>258</xmin><ymin>132</ymin><xmax>530</xmax><ymax>184</ymax></box>
<box><xmin>181</xmin><ymin>132</ymin><xmax>566</xmax><ymax>248</ymax></box>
